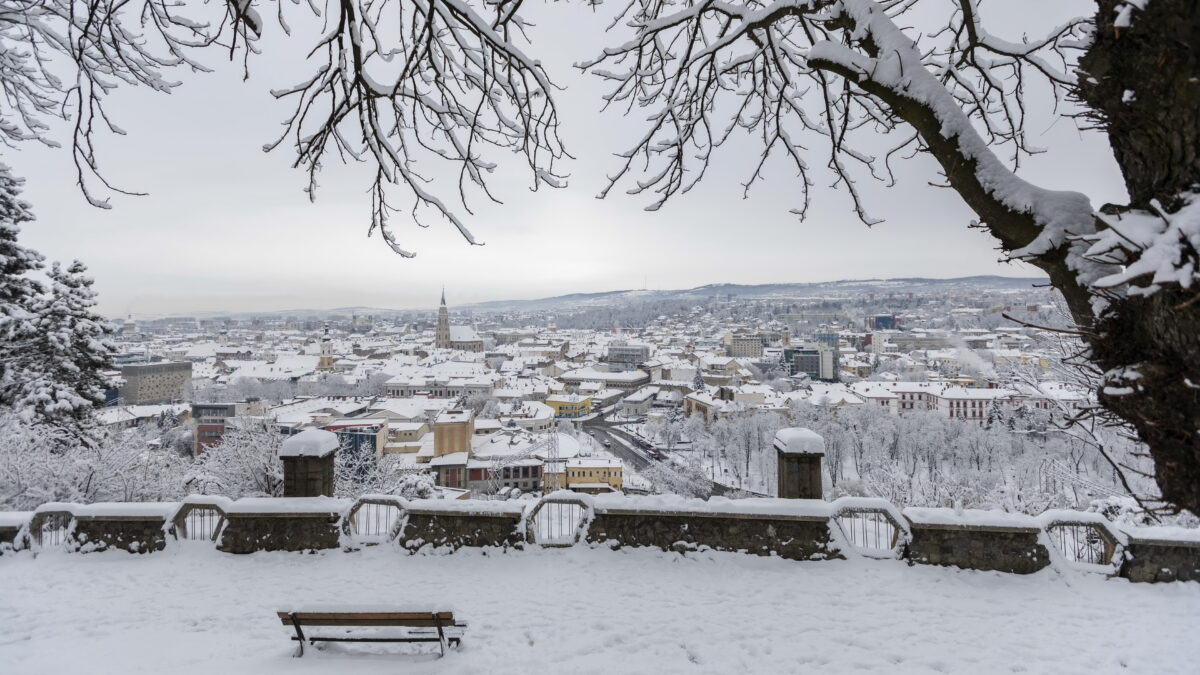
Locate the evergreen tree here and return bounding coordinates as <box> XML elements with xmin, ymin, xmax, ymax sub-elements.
<box><xmin>691</xmin><ymin>368</ymin><xmax>705</xmax><ymax>392</ymax></box>
<box><xmin>985</xmin><ymin>400</ymin><xmax>1004</xmax><ymax>429</ymax></box>
<box><xmin>0</xmin><ymin>165</ymin><xmax>46</xmax><ymax>399</ymax></box>
<box><xmin>13</xmin><ymin>260</ymin><xmax>115</xmax><ymax>445</ymax></box>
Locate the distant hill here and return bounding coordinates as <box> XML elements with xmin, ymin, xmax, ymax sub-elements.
<box><xmin>461</xmin><ymin>276</ymin><xmax>1049</xmax><ymax>312</ymax></box>
<box><xmin>133</xmin><ymin>275</ymin><xmax>1049</xmax><ymax>319</ymax></box>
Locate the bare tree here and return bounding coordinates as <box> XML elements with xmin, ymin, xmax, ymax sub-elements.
<box><xmin>577</xmin><ymin>0</ymin><xmax>1199</xmax><ymax>512</ymax></box>
<box><xmin>3</xmin><ymin>0</ymin><xmax>1199</xmax><ymax>511</ymax></box>
<box><xmin>0</xmin><ymin>0</ymin><xmax>566</xmax><ymax>254</ymax></box>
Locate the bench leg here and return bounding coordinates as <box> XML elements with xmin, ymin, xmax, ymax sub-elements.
<box><xmin>434</xmin><ymin>613</ymin><xmax>448</xmax><ymax>658</ymax></box>
<box><xmin>288</xmin><ymin>613</ymin><xmax>307</xmax><ymax>658</ymax></box>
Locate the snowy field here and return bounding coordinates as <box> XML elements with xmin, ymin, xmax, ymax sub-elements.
<box><xmin>3</xmin><ymin>546</ymin><xmax>1198</xmax><ymax>674</ymax></box>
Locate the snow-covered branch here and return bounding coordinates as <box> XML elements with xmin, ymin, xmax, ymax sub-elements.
<box><xmin>0</xmin><ymin>0</ymin><xmax>567</xmax><ymax>255</ymax></box>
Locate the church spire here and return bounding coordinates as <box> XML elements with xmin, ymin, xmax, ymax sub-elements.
<box><xmin>436</xmin><ymin>289</ymin><xmax>451</xmax><ymax>349</ymax></box>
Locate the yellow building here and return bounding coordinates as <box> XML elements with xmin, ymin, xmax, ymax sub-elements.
<box><xmin>381</xmin><ymin>422</ymin><xmax>429</xmax><ymax>455</ymax></box>
<box><xmin>545</xmin><ymin>394</ymin><xmax>593</xmax><ymax>419</ymax></box>
<box><xmin>565</xmin><ymin>457</ymin><xmax>622</xmax><ymax>493</ymax></box>
<box><xmin>433</xmin><ymin>410</ymin><xmax>474</xmax><ymax>456</ymax></box>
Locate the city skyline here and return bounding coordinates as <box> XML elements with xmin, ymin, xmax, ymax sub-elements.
<box><xmin>6</xmin><ymin>0</ymin><xmax>1118</xmax><ymax>316</ymax></box>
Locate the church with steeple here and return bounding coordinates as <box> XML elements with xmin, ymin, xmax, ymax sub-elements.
<box><xmin>435</xmin><ymin>290</ymin><xmax>484</xmax><ymax>352</ymax></box>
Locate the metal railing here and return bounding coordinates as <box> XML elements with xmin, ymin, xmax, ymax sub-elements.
<box><xmin>836</xmin><ymin>511</ymin><xmax>899</xmax><ymax>552</ymax></box>
<box><xmin>35</xmin><ymin>512</ymin><xmax>73</xmax><ymax>548</ymax></box>
<box><xmin>178</xmin><ymin>506</ymin><xmax>224</xmax><ymax>541</ymax></box>
<box><xmin>530</xmin><ymin>501</ymin><xmax>588</xmax><ymax>547</ymax></box>
<box><xmin>1046</xmin><ymin>523</ymin><xmax>1112</xmax><ymax>566</ymax></box>
<box><xmin>346</xmin><ymin>500</ymin><xmax>404</xmax><ymax>542</ymax></box>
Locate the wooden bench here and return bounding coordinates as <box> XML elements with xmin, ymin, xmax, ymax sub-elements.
<box><xmin>277</xmin><ymin>610</ymin><xmax>467</xmax><ymax>657</ymax></box>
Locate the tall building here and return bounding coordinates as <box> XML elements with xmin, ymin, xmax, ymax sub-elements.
<box><xmin>792</xmin><ymin>342</ymin><xmax>840</xmax><ymax>382</ymax></box>
<box><xmin>118</xmin><ymin>362</ymin><xmax>192</xmax><ymax>404</ymax></box>
<box><xmin>434</xmin><ymin>291</ymin><xmax>484</xmax><ymax>352</ymax></box>
<box><xmin>728</xmin><ymin>334</ymin><xmax>765</xmax><ymax>358</ymax></box>
<box><xmin>317</xmin><ymin>322</ymin><xmax>335</xmax><ymax>371</ymax></box>
<box><xmin>435</xmin><ymin>289</ymin><xmax>452</xmax><ymax>349</ymax></box>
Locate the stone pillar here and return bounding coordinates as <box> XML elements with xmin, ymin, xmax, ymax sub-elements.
<box><xmin>774</xmin><ymin>428</ymin><xmax>825</xmax><ymax>499</ymax></box>
<box><xmin>280</xmin><ymin>428</ymin><xmax>339</xmax><ymax>497</ymax></box>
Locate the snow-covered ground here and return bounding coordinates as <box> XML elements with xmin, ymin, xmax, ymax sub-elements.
<box><xmin>3</xmin><ymin>546</ymin><xmax>1198</xmax><ymax>674</ymax></box>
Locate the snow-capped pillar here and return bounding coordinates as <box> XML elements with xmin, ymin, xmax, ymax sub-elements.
<box><xmin>280</xmin><ymin>428</ymin><xmax>340</xmax><ymax>498</ymax></box>
<box><xmin>774</xmin><ymin>428</ymin><xmax>825</xmax><ymax>500</ymax></box>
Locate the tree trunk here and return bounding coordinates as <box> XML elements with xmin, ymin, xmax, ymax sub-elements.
<box><xmin>1077</xmin><ymin>0</ymin><xmax>1200</xmax><ymax>514</ymax></box>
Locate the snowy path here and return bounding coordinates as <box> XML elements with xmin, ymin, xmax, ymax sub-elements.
<box><xmin>2</xmin><ymin>546</ymin><xmax>1197</xmax><ymax>674</ymax></box>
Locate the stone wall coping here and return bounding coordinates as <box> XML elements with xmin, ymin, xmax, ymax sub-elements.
<box><xmin>31</xmin><ymin>502</ymin><xmax>179</xmax><ymax>520</ymax></box>
<box><xmin>404</xmin><ymin>507</ymin><xmax>525</xmax><ymax>518</ymax></box>
<box><xmin>903</xmin><ymin>506</ymin><xmax>1040</xmax><ymax>530</ymax></box>
<box><xmin>595</xmin><ymin>507</ymin><xmax>829</xmax><ymax>523</ymax></box>
<box><xmin>404</xmin><ymin>499</ymin><xmax>527</xmax><ymax>516</ymax></box>
<box><xmin>907</xmin><ymin>521</ymin><xmax>1042</xmax><ymax>534</ymax></box>
<box><xmin>590</xmin><ymin>494</ymin><xmax>834</xmax><ymax>519</ymax></box>
<box><xmin>224</xmin><ymin>497</ymin><xmax>350</xmax><ymax>515</ymax></box>
<box><xmin>224</xmin><ymin>510</ymin><xmax>343</xmax><ymax>519</ymax></box>
<box><xmin>1123</xmin><ymin>532</ymin><xmax>1200</xmax><ymax>549</ymax></box>
<box><xmin>74</xmin><ymin>514</ymin><xmax>169</xmax><ymax>522</ymax></box>
<box><xmin>0</xmin><ymin>511</ymin><xmax>32</xmax><ymax>528</ymax></box>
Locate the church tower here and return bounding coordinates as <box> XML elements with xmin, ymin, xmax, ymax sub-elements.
<box><xmin>317</xmin><ymin>322</ymin><xmax>335</xmax><ymax>371</ymax></box>
<box><xmin>435</xmin><ymin>289</ymin><xmax>451</xmax><ymax>349</ymax></box>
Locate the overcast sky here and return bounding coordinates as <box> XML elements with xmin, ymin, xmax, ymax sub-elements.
<box><xmin>7</xmin><ymin>0</ymin><xmax>1122</xmax><ymax>316</ymax></box>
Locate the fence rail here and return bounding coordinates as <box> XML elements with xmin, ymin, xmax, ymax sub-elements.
<box><xmin>836</xmin><ymin>511</ymin><xmax>899</xmax><ymax>552</ymax></box>
<box><xmin>178</xmin><ymin>506</ymin><xmax>224</xmax><ymax>542</ymax></box>
<box><xmin>530</xmin><ymin>501</ymin><xmax>588</xmax><ymax>547</ymax></box>
<box><xmin>34</xmin><ymin>512</ymin><xmax>73</xmax><ymax>549</ymax></box>
<box><xmin>346</xmin><ymin>501</ymin><xmax>404</xmax><ymax>542</ymax></box>
<box><xmin>1046</xmin><ymin>523</ymin><xmax>1113</xmax><ymax>566</ymax></box>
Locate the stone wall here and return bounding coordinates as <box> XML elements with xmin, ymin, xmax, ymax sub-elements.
<box><xmin>905</xmin><ymin>523</ymin><xmax>1050</xmax><ymax>574</ymax></box>
<box><xmin>217</xmin><ymin>514</ymin><xmax>342</xmax><ymax>554</ymax></box>
<box><xmin>73</xmin><ymin>517</ymin><xmax>167</xmax><ymax>553</ymax></box>
<box><xmin>1121</xmin><ymin>537</ymin><xmax>1200</xmax><ymax>583</ymax></box>
<box><xmin>0</xmin><ymin>524</ymin><xmax>22</xmax><ymax>554</ymax></box>
<box><xmin>0</xmin><ymin>497</ymin><xmax>1197</xmax><ymax>583</ymax></box>
<box><xmin>399</xmin><ymin>509</ymin><xmax>525</xmax><ymax>551</ymax></box>
<box><xmin>587</xmin><ymin>511</ymin><xmax>840</xmax><ymax>561</ymax></box>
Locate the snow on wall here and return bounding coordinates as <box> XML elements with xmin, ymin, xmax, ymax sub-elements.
<box><xmin>223</xmin><ymin>497</ymin><xmax>351</xmax><ymax>515</ymax></box>
<box><xmin>591</xmin><ymin>493</ymin><xmax>834</xmax><ymax>519</ymax></box>
<box><xmin>903</xmin><ymin>506</ymin><xmax>1040</xmax><ymax>529</ymax></box>
<box><xmin>0</xmin><ymin>512</ymin><xmax>33</xmax><ymax>528</ymax></box>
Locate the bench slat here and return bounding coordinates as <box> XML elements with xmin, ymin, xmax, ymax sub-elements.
<box><xmin>277</xmin><ymin>611</ymin><xmax>453</xmax><ymax>622</ymax></box>
<box><xmin>276</xmin><ymin>614</ymin><xmax>458</xmax><ymax>624</ymax></box>
<box><xmin>297</xmin><ymin>634</ymin><xmax>465</xmax><ymax>638</ymax></box>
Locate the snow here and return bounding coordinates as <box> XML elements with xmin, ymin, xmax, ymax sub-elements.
<box><xmin>772</xmin><ymin>427</ymin><xmax>825</xmax><ymax>455</ymax></box>
<box><xmin>0</xmin><ymin>511</ymin><xmax>32</xmax><ymax>528</ymax></box>
<box><xmin>403</xmin><ymin>499</ymin><xmax>526</xmax><ymax>515</ymax></box>
<box><xmin>2</xmin><ymin>546</ymin><xmax>1198</xmax><ymax>674</ymax></box>
<box><xmin>1036</xmin><ymin>509</ymin><xmax>1127</xmax><ymax>541</ymax></box>
<box><xmin>591</xmin><ymin>493</ymin><xmax>834</xmax><ymax>519</ymax></box>
<box><xmin>279</xmin><ymin>428</ymin><xmax>340</xmax><ymax>458</ymax></box>
<box><xmin>71</xmin><ymin>502</ymin><xmax>180</xmax><ymax>519</ymax></box>
<box><xmin>178</xmin><ymin>495</ymin><xmax>235</xmax><ymax>510</ymax></box>
<box><xmin>903</xmin><ymin>507</ymin><xmax>1040</xmax><ymax>529</ymax></box>
<box><xmin>1088</xmin><ymin>191</ymin><xmax>1200</xmax><ymax>297</ymax></box>
<box><xmin>224</xmin><ymin>497</ymin><xmax>351</xmax><ymax>515</ymax></box>
<box><xmin>1122</xmin><ymin>526</ymin><xmax>1200</xmax><ymax>544</ymax></box>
